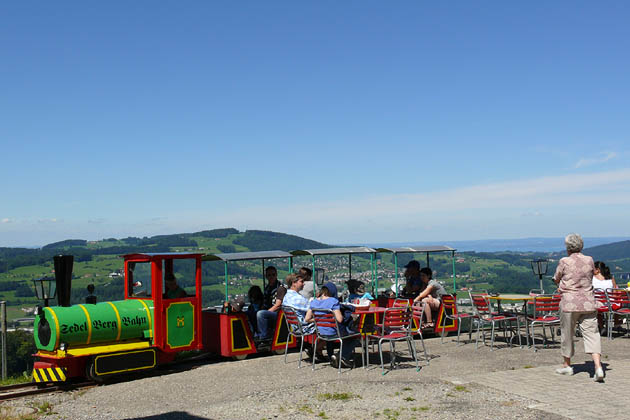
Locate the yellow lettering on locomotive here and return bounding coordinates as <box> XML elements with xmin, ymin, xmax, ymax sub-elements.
<box><xmin>176</xmin><ymin>316</ymin><xmax>185</xmax><ymax>327</ymax></box>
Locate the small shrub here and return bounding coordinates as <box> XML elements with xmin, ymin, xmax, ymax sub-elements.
<box><xmin>317</xmin><ymin>392</ymin><xmax>359</xmax><ymax>401</ymax></box>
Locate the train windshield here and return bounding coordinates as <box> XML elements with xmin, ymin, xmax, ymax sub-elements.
<box><xmin>128</xmin><ymin>261</ymin><xmax>152</xmax><ymax>298</ymax></box>
<box><xmin>163</xmin><ymin>259</ymin><xmax>196</xmax><ymax>297</ymax></box>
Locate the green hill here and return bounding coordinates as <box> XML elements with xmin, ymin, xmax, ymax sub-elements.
<box><xmin>0</xmin><ymin>228</ymin><xmax>331</xmax><ymax>320</ymax></box>
<box><xmin>2</xmin><ymin>231</ymin><xmax>629</xmax><ymax>324</ymax></box>
<box><xmin>585</xmin><ymin>240</ymin><xmax>630</xmax><ymax>262</ymax></box>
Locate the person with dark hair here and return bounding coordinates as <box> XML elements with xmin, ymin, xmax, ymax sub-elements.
<box><xmin>402</xmin><ymin>260</ymin><xmax>423</xmax><ymax>297</ymax></box>
<box><xmin>164</xmin><ymin>273</ymin><xmax>186</xmax><ymax>299</ymax></box>
<box><xmin>346</xmin><ymin>279</ymin><xmax>374</xmax><ymax>302</ymax></box>
<box><xmin>256</xmin><ymin>266</ymin><xmax>286</xmax><ymax>340</ymax></box>
<box><xmin>305</xmin><ymin>282</ymin><xmax>358</xmax><ymax>368</ymax></box>
<box><xmin>297</xmin><ymin>267</ymin><xmax>314</xmax><ymax>300</ymax></box>
<box><xmin>593</xmin><ymin>261</ymin><xmax>620</xmax><ymax>332</ymax></box>
<box><xmin>246</xmin><ymin>285</ymin><xmax>264</xmax><ymax>335</ymax></box>
<box><xmin>85</xmin><ymin>284</ymin><xmax>97</xmax><ymax>304</ymax></box>
<box><xmin>553</xmin><ymin>233</ymin><xmax>604</xmax><ymax>382</ymax></box>
<box><xmin>412</xmin><ymin>267</ymin><xmax>446</xmax><ymax>328</ymax></box>
<box><xmin>593</xmin><ymin>261</ymin><xmax>617</xmax><ymax>290</ymax></box>
<box><xmin>284</xmin><ymin>273</ymin><xmax>325</xmax><ymax>361</ymax></box>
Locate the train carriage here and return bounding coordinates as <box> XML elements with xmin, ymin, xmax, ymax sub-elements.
<box><xmin>201</xmin><ymin>250</ymin><xmax>297</xmax><ymax>359</ymax></box>
<box><xmin>375</xmin><ymin>246</ymin><xmax>459</xmax><ymax>334</ymax></box>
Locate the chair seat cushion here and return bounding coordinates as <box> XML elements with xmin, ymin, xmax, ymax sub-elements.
<box><xmin>484</xmin><ymin>315</ymin><xmax>515</xmax><ymax>321</ymax></box>
<box><xmin>370</xmin><ymin>332</ymin><xmax>408</xmax><ymax>340</ymax></box>
<box><xmin>528</xmin><ymin>316</ymin><xmax>559</xmax><ymax>322</ymax></box>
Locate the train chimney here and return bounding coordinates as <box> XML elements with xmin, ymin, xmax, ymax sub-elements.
<box><xmin>54</xmin><ymin>255</ymin><xmax>74</xmax><ymax>307</ymax></box>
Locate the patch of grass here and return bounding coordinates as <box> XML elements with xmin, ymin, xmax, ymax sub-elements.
<box><xmin>382</xmin><ymin>408</ymin><xmax>401</xmax><ymax>419</ymax></box>
<box><xmin>394</xmin><ymin>391</ymin><xmax>400</xmax><ymax>396</ymax></box>
<box><xmin>454</xmin><ymin>385</ymin><xmax>469</xmax><ymax>392</ymax></box>
<box><xmin>401</xmin><ymin>387</ymin><xmax>412</xmax><ymax>391</ymax></box>
<box><xmin>317</xmin><ymin>392</ymin><xmax>360</xmax><ymax>401</ymax></box>
<box><xmin>403</xmin><ymin>396</ymin><xmax>415</xmax><ymax>402</ymax></box>
<box><xmin>36</xmin><ymin>401</ymin><xmax>52</xmax><ymax>414</ymax></box>
<box><xmin>317</xmin><ymin>411</ymin><xmax>328</xmax><ymax>419</ymax></box>
<box><xmin>297</xmin><ymin>405</ymin><xmax>313</xmax><ymax>414</ymax></box>
<box><xmin>411</xmin><ymin>406</ymin><xmax>430</xmax><ymax>412</ymax></box>
<box><xmin>523</xmin><ymin>365</ymin><xmax>534</xmax><ymax>369</ymax></box>
<box><xmin>0</xmin><ymin>375</ymin><xmax>30</xmax><ymax>386</ymax></box>
<box><xmin>446</xmin><ymin>392</ymin><xmax>455</xmax><ymax>397</ymax></box>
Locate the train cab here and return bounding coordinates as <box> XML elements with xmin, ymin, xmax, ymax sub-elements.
<box><xmin>32</xmin><ymin>252</ymin><xmax>204</xmax><ymax>384</ymax></box>
<box><xmin>123</xmin><ymin>252</ymin><xmax>204</xmax><ymax>356</ymax></box>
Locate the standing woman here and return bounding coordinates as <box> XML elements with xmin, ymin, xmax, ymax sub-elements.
<box><xmin>553</xmin><ymin>233</ymin><xmax>604</xmax><ymax>382</ymax></box>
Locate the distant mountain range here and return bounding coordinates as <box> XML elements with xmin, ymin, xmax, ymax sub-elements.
<box><xmin>367</xmin><ymin>237</ymin><xmax>630</xmax><ymax>253</ymax></box>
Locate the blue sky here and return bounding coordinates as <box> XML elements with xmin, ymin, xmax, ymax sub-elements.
<box><xmin>1</xmin><ymin>1</ymin><xmax>629</xmax><ymax>247</ymax></box>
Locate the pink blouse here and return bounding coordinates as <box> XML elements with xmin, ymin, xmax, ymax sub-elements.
<box><xmin>554</xmin><ymin>252</ymin><xmax>596</xmax><ymax>312</ymax></box>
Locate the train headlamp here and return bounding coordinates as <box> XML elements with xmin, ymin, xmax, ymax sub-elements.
<box><xmin>59</xmin><ymin>342</ymin><xmax>68</xmax><ymax>352</ymax></box>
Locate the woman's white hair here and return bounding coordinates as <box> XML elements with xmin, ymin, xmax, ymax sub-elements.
<box><xmin>565</xmin><ymin>233</ymin><xmax>584</xmax><ymax>254</ymax></box>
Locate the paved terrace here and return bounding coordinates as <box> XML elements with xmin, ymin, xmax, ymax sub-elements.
<box><xmin>5</xmin><ymin>331</ymin><xmax>630</xmax><ymax>420</ymax></box>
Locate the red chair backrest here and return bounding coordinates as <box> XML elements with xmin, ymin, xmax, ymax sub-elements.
<box><xmin>393</xmin><ymin>298</ymin><xmax>411</xmax><ymax>307</ymax></box>
<box><xmin>533</xmin><ymin>294</ymin><xmax>561</xmax><ymax>316</ymax></box>
<box><xmin>470</xmin><ymin>292</ymin><xmax>491</xmax><ymax>316</ymax></box>
<box><xmin>381</xmin><ymin>307</ymin><xmax>412</xmax><ymax>332</ymax></box>
<box><xmin>593</xmin><ymin>289</ymin><xmax>607</xmax><ymax>303</ymax></box>
<box><xmin>282</xmin><ymin>306</ymin><xmax>301</xmax><ymax>329</ymax></box>
<box><xmin>441</xmin><ymin>294</ymin><xmax>456</xmax><ymax>311</ymax></box>
<box><xmin>411</xmin><ymin>302</ymin><xmax>425</xmax><ymax>325</ymax></box>
<box><xmin>283</xmin><ymin>307</ymin><xmax>299</xmax><ymax>325</ymax></box>
<box><xmin>606</xmin><ymin>289</ymin><xmax>630</xmax><ymax>308</ymax></box>
<box><xmin>312</xmin><ymin>309</ymin><xmax>339</xmax><ymax>335</ymax></box>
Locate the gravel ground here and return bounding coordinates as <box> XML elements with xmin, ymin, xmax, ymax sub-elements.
<box><xmin>5</xmin><ymin>332</ymin><xmax>629</xmax><ymax>420</ymax></box>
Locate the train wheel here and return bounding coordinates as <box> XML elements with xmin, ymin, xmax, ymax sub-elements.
<box><xmin>231</xmin><ymin>354</ymin><xmax>247</xmax><ymax>361</ymax></box>
<box><xmin>274</xmin><ymin>349</ymin><xmax>285</xmax><ymax>355</ymax></box>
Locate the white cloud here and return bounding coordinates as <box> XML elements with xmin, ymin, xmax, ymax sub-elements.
<box><xmin>575</xmin><ymin>151</ymin><xmax>618</xmax><ymax>168</ymax></box>
<box><xmin>1</xmin><ymin>218</ymin><xmax>12</xmax><ymax>224</ymax></box>
<box><xmin>201</xmin><ymin>168</ymin><xmax>630</xmax><ymax>241</ymax></box>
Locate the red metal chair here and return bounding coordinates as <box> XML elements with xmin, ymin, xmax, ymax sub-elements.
<box><xmin>439</xmin><ymin>294</ymin><xmax>474</xmax><ymax>345</ymax></box>
<box><xmin>393</xmin><ymin>298</ymin><xmax>411</xmax><ymax>307</ymax></box>
<box><xmin>367</xmin><ymin>306</ymin><xmax>419</xmax><ymax>375</ymax></box>
<box><xmin>469</xmin><ymin>291</ymin><xmax>519</xmax><ymax>350</ymax></box>
<box><xmin>604</xmin><ymin>288</ymin><xmax>630</xmax><ymax>340</ymax></box>
<box><xmin>525</xmin><ymin>294</ymin><xmax>561</xmax><ymax>351</ymax></box>
<box><xmin>311</xmin><ymin>309</ymin><xmax>364</xmax><ymax>374</ymax></box>
<box><xmin>281</xmin><ymin>305</ymin><xmax>315</xmax><ymax>368</ymax></box>
<box><xmin>410</xmin><ymin>302</ymin><xmax>430</xmax><ymax>364</ymax></box>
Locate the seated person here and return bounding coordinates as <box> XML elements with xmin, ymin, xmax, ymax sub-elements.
<box><xmin>246</xmin><ymin>285</ymin><xmax>264</xmax><ymax>335</ymax></box>
<box><xmin>283</xmin><ymin>273</ymin><xmax>325</xmax><ymax>360</ymax></box>
<box><xmin>297</xmin><ymin>267</ymin><xmax>314</xmax><ymax>300</ymax></box>
<box><xmin>346</xmin><ymin>279</ymin><xmax>374</xmax><ymax>302</ymax></box>
<box><xmin>412</xmin><ymin>267</ymin><xmax>446</xmax><ymax>328</ymax></box>
<box><xmin>401</xmin><ymin>260</ymin><xmax>423</xmax><ymax>297</ymax></box>
<box><xmin>256</xmin><ymin>266</ymin><xmax>286</xmax><ymax>340</ymax></box>
<box><xmin>164</xmin><ymin>273</ymin><xmax>187</xmax><ymax>299</ymax></box>
<box><xmin>305</xmin><ymin>282</ymin><xmax>359</xmax><ymax>368</ymax></box>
